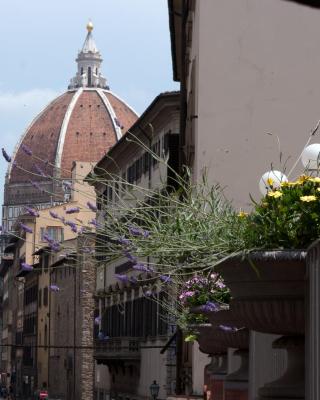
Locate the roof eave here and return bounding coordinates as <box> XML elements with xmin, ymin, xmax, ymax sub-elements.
<box><xmin>168</xmin><ymin>0</ymin><xmax>183</xmax><ymax>82</ymax></box>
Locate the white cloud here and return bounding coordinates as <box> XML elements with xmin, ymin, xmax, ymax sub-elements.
<box><xmin>0</xmin><ymin>88</ymin><xmax>60</xmax><ymax>114</ymax></box>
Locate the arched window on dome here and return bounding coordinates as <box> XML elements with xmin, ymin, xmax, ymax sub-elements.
<box><xmin>88</xmin><ymin>66</ymin><xmax>92</xmax><ymax>87</ymax></box>
<box><xmin>81</xmin><ymin>67</ymin><xmax>83</xmax><ymax>75</ymax></box>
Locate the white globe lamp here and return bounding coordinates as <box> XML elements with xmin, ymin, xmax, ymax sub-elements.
<box><xmin>301</xmin><ymin>144</ymin><xmax>320</xmax><ymax>170</ymax></box>
<box><xmin>259</xmin><ymin>170</ymin><xmax>288</xmax><ymax>196</ymax></box>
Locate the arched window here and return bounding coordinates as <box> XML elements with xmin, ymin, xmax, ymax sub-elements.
<box><xmin>88</xmin><ymin>67</ymin><xmax>92</xmax><ymax>86</ymax></box>
<box><xmin>80</xmin><ymin>67</ymin><xmax>83</xmax><ymax>75</ymax></box>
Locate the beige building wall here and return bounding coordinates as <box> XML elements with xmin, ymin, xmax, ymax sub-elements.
<box><xmin>185</xmin><ymin>0</ymin><xmax>320</xmax><ymax>208</ymax></box>
<box><xmin>16</xmin><ymin>161</ymin><xmax>96</xmax><ymax>392</ymax></box>
<box><xmin>170</xmin><ymin>0</ymin><xmax>319</xmax><ymax>396</ymax></box>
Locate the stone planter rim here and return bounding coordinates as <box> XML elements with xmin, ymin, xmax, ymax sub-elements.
<box><xmin>216</xmin><ymin>249</ymin><xmax>307</xmax><ymax>267</ymax></box>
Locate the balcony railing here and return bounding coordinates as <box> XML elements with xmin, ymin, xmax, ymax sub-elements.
<box><xmin>94</xmin><ymin>337</ymin><xmax>140</xmax><ymax>361</ymax></box>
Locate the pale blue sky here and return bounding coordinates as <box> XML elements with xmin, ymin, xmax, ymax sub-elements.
<box><xmin>0</xmin><ymin>0</ymin><xmax>178</xmax><ymax>202</ymax></box>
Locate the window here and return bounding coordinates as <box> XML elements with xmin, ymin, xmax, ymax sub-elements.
<box><xmin>88</xmin><ymin>66</ymin><xmax>92</xmax><ymax>86</ymax></box>
<box><xmin>40</xmin><ymin>227</ymin><xmax>64</xmax><ymax>242</ymax></box>
<box><xmin>8</xmin><ymin>207</ymin><xmax>13</xmax><ymax>218</ymax></box>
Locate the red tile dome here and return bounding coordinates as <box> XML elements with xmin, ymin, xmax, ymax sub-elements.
<box><xmin>8</xmin><ymin>88</ymin><xmax>137</xmax><ymax>183</ymax></box>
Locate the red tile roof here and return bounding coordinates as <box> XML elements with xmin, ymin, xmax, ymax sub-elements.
<box><xmin>9</xmin><ymin>89</ymin><xmax>138</xmax><ymax>183</ymax></box>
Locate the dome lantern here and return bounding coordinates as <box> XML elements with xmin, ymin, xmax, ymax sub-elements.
<box><xmin>69</xmin><ymin>21</ymin><xmax>108</xmax><ymax>90</ymax></box>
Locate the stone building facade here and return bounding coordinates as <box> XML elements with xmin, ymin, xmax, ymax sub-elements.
<box><xmin>48</xmin><ymin>234</ymin><xmax>96</xmax><ymax>400</ymax></box>
<box><xmin>92</xmin><ymin>91</ymin><xmax>180</xmax><ymax>400</ymax></box>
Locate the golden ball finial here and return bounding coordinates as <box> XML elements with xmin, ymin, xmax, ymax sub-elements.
<box><xmin>86</xmin><ymin>20</ymin><xmax>94</xmax><ymax>32</ymax></box>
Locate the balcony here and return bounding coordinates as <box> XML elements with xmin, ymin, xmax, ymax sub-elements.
<box><xmin>94</xmin><ymin>337</ymin><xmax>140</xmax><ymax>363</ymax></box>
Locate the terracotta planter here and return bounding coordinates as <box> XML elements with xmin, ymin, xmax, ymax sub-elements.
<box><xmin>195</xmin><ymin>324</ymin><xmax>227</xmax><ymax>355</ymax></box>
<box><xmin>216</xmin><ymin>250</ymin><xmax>306</xmax><ymax>335</ymax></box>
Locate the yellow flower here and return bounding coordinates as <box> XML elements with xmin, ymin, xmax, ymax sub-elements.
<box><xmin>309</xmin><ymin>177</ymin><xmax>320</xmax><ymax>183</ymax></box>
<box><xmin>300</xmin><ymin>195</ymin><xmax>317</xmax><ymax>202</ymax></box>
<box><xmin>268</xmin><ymin>191</ymin><xmax>283</xmax><ymax>198</ymax></box>
<box><xmin>297</xmin><ymin>175</ymin><xmax>310</xmax><ymax>184</ymax></box>
<box><xmin>267</xmin><ymin>178</ymin><xmax>274</xmax><ymax>186</ymax></box>
<box><xmin>238</xmin><ymin>211</ymin><xmax>248</xmax><ymax>218</ymax></box>
<box><xmin>282</xmin><ymin>181</ymin><xmax>298</xmax><ymax>187</ymax></box>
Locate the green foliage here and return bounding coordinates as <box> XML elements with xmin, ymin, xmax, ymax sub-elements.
<box><xmin>245</xmin><ymin>176</ymin><xmax>320</xmax><ymax>249</ymax></box>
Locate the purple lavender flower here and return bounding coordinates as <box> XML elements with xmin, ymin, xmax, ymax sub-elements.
<box><xmin>130</xmin><ymin>276</ymin><xmax>138</xmax><ymax>284</ymax></box>
<box><xmin>128</xmin><ymin>226</ymin><xmax>150</xmax><ymax>238</ymax></box>
<box><xmin>49</xmin><ymin>211</ymin><xmax>59</xmax><ymax>219</ymax></box>
<box><xmin>21</xmin><ymin>144</ymin><xmax>33</xmax><ymax>156</ymax></box>
<box><xmin>65</xmin><ymin>220</ymin><xmax>77</xmax><ymax>233</ymax></box>
<box><xmin>94</xmin><ymin>316</ymin><xmax>101</xmax><ymax>325</ymax></box>
<box><xmin>29</xmin><ymin>180</ymin><xmax>42</xmax><ymax>191</ymax></box>
<box><xmin>43</xmin><ymin>233</ymin><xmax>54</xmax><ymax>243</ymax></box>
<box><xmin>87</xmin><ymin>201</ymin><xmax>97</xmax><ymax>212</ymax></box>
<box><xmin>49</xmin><ymin>241</ymin><xmax>61</xmax><ymax>252</ymax></box>
<box><xmin>118</xmin><ymin>236</ymin><xmax>131</xmax><ymax>246</ymax></box>
<box><xmin>144</xmin><ymin>290</ymin><xmax>152</xmax><ymax>297</ymax></box>
<box><xmin>215</xmin><ymin>280</ymin><xmax>226</xmax><ymax>289</ymax></box>
<box><xmin>123</xmin><ymin>250</ymin><xmax>137</xmax><ymax>263</ymax></box>
<box><xmin>132</xmin><ymin>263</ymin><xmax>149</xmax><ymax>272</ymax></box>
<box><xmin>21</xmin><ymin>263</ymin><xmax>34</xmax><ymax>272</ymax></box>
<box><xmin>49</xmin><ymin>285</ymin><xmax>60</xmax><ymax>292</ymax></box>
<box><xmin>219</xmin><ymin>325</ymin><xmax>238</xmax><ymax>332</ymax></box>
<box><xmin>115</xmin><ymin>274</ymin><xmax>129</xmax><ymax>283</ymax></box>
<box><xmin>19</xmin><ymin>223</ymin><xmax>33</xmax><ymax>234</ymax></box>
<box><xmin>179</xmin><ymin>291</ymin><xmax>195</xmax><ymax>300</ymax></box>
<box><xmin>34</xmin><ymin>164</ymin><xmax>46</xmax><ymax>177</ymax></box>
<box><xmin>24</xmin><ymin>206</ymin><xmax>39</xmax><ymax>218</ymax></box>
<box><xmin>66</xmin><ymin>207</ymin><xmax>80</xmax><ymax>214</ymax></box>
<box><xmin>199</xmin><ymin>301</ymin><xmax>220</xmax><ymax>313</ymax></box>
<box><xmin>128</xmin><ymin>226</ymin><xmax>141</xmax><ymax>236</ymax></box>
<box><xmin>160</xmin><ymin>275</ymin><xmax>172</xmax><ymax>284</ymax></box>
<box><xmin>63</xmin><ymin>181</ymin><xmax>72</xmax><ymax>190</ymax></box>
<box><xmin>89</xmin><ymin>218</ymin><xmax>98</xmax><ymax>227</ymax></box>
<box><xmin>2</xmin><ymin>148</ymin><xmax>11</xmax><ymax>163</ymax></box>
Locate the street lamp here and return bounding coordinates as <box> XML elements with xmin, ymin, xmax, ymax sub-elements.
<box><xmin>259</xmin><ymin>170</ymin><xmax>288</xmax><ymax>196</ymax></box>
<box><xmin>149</xmin><ymin>380</ymin><xmax>160</xmax><ymax>400</ymax></box>
<box><xmin>301</xmin><ymin>143</ymin><xmax>320</xmax><ymax>171</ymax></box>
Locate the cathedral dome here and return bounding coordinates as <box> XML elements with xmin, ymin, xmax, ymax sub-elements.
<box><xmin>8</xmin><ymin>88</ymin><xmax>137</xmax><ymax>183</ymax></box>
<box><xmin>3</xmin><ymin>23</ymin><xmax>138</xmax><ymax>231</ymax></box>
<box><xmin>7</xmin><ymin>22</ymin><xmax>138</xmax><ymax>185</ymax></box>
